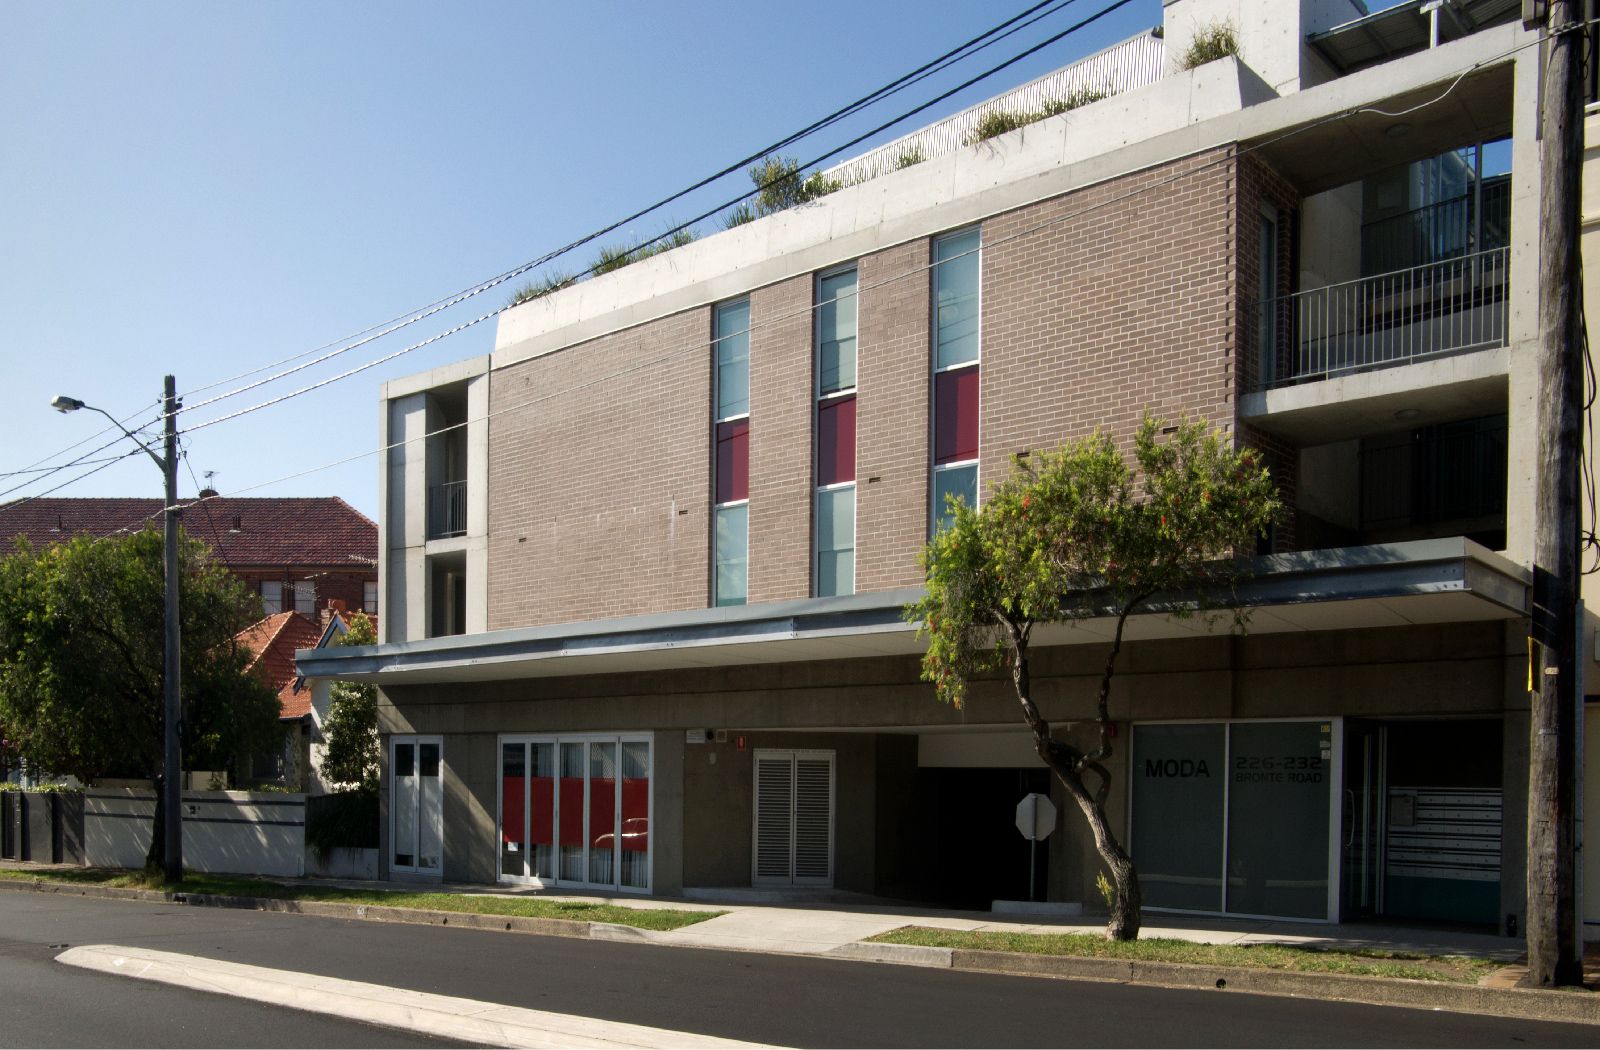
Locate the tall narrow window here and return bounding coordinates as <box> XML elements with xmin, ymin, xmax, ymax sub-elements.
<box><xmin>714</xmin><ymin>299</ymin><xmax>751</xmax><ymax>607</ymax></box>
<box><xmin>933</xmin><ymin>229</ymin><xmax>980</xmax><ymax>532</ymax></box>
<box><xmin>816</xmin><ymin>267</ymin><xmax>857</xmax><ymax>596</ymax></box>
<box><xmin>261</xmin><ymin>580</ymin><xmax>283</xmax><ymax>615</ymax></box>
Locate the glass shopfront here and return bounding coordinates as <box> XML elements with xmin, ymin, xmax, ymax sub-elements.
<box><xmin>499</xmin><ymin>733</ymin><xmax>651</xmax><ymax>892</ymax></box>
<box><xmin>1131</xmin><ymin>719</ymin><xmax>1338</xmax><ymax>921</ymax></box>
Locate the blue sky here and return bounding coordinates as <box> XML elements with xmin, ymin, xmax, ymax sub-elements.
<box><xmin>0</xmin><ymin>1</ymin><xmax>1163</xmax><ymax>520</ymax></box>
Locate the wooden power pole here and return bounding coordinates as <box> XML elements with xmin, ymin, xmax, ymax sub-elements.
<box><xmin>1527</xmin><ymin>0</ymin><xmax>1585</xmax><ymax>988</ymax></box>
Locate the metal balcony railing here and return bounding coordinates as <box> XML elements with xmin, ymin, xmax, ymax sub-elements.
<box><xmin>1360</xmin><ymin>178</ymin><xmax>1509</xmax><ymax>275</ymax></box>
<box><xmin>427</xmin><ymin>480</ymin><xmax>467</xmax><ymax>539</ymax></box>
<box><xmin>1244</xmin><ymin>247</ymin><xmax>1509</xmax><ymax>392</ymax></box>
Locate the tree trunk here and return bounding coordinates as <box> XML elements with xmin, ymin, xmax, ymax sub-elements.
<box><xmin>1000</xmin><ymin>613</ymin><xmax>1142</xmax><ymax>940</ymax></box>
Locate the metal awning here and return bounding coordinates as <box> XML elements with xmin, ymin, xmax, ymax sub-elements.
<box><xmin>1310</xmin><ymin>0</ymin><xmax>1520</xmax><ymax>76</ymax></box>
<box><xmin>296</xmin><ymin>538</ymin><xmax>1528</xmax><ymax>686</ymax></box>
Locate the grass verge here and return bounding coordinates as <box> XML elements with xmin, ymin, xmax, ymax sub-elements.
<box><xmin>0</xmin><ymin>866</ymin><xmax>719</xmax><ymax>932</ymax></box>
<box><xmin>865</xmin><ymin>926</ymin><xmax>1503</xmax><ymax>983</ymax></box>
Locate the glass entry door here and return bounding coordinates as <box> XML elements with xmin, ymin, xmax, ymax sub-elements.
<box><xmin>391</xmin><ymin>736</ymin><xmax>442</xmax><ymax>875</ymax></box>
<box><xmin>499</xmin><ymin>734</ymin><xmax>650</xmax><ymax>892</ymax></box>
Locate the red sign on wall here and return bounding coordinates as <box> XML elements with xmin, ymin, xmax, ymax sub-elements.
<box><xmin>736</xmin><ymin>735</ymin><xmax>747</xmax><ymax>752</ymax></box>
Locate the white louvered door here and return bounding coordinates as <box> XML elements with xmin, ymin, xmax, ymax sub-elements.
<box><xmin>751</xmin><ymin>750</ymin><xmax>834</xmax><ymax>887</ymax></box>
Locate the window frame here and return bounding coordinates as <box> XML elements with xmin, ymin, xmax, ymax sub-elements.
<box><xmin>930</xmin><ymin>227</ymin><xmax>982</xmax><ymax>532</ymax></box>
<box><xmin>814</xmin><ymin>480</ymin><xmax>856</xmax><ymax>597</ymax></box>
<box><xmin>815</xmin><ymin>264</ymin><xmax>859</xmax><ymax>400</ymax></box>
<box><xmin>712</xmin><ymin>299</ymin><xmax>752</xmax><ymax>607</ymax></box>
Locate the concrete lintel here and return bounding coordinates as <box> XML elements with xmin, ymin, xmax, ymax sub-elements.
<box><xmin>379</xmin><ymin>354</ymin><xmax>490</xmax><ymax>403</ymax></box>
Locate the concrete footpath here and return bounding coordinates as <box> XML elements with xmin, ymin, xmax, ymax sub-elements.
<box><xmin>9</xmin><ymin>867</ymin><xmax>1595</xmax><ymax>1031</ymax></box>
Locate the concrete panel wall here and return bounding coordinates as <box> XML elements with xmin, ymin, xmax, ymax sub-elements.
<box><xmin>652</xmin><ymin>730</ymin><xmax>685</xmax><ymax>896</ymax></box>
<box><xmin>443</xmin><ymin>733</ymin><xmax>497</xmax><ymax>885</ymax></box>
<box><xmin>85</xmin><ymin>789</ymin><xmax>306</xmax><ymax>877</ymax></box>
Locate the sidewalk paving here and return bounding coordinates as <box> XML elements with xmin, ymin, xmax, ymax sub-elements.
<box><xmin>266</xmin><ymin>872</ymin><xmax>1529</xmax><ymax>962</ymax></box>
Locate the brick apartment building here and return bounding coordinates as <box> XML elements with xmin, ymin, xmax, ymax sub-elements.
<box><xmin>302</xmin><ymin>0</ymin><xmax>1594</xmax><ymax>931</ymax></box>
<box><xmin>1</xmin><ymin>496</ymin><xmax>379</xmax><ymax>623</ymax></box>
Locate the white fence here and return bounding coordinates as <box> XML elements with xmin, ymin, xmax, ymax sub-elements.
<box><xmin>85</xmin><ymin>788</ymin><xmax>305</xmax><ymax>877</ymax></box>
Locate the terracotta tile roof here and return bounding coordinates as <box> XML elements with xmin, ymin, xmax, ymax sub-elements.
<box><xmin>236</xmin><ymin>611</ymin><xmax>325</xmax><ymax>721</ymax></box>
<box><xmin>0</xmin><ymin>496</ymin><xmax>376</xmax><ymax>568</ymax></box>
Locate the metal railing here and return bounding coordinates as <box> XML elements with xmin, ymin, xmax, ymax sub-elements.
<box><xmin>427</xmin><ymin>480</ymin><xmax>467</xmax><ymax>539</ymax></box>
<box><xmin>1360</xmin><ymin>178</ymin><xmax>1509</xmax><ymax>274</ymax></box>
<box><xmin>1245</xmin><ymin>247</ymin><xmax>1509</xmax><ymax>392</ymax></box>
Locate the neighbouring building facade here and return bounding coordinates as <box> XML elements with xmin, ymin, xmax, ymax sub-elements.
<box><xmin>0</xmin><ymin>495</ymin><xmax>380</xmax><ymax>624</ymax></box>
<box><xmin>236</xmin><ymin>607</ymin><xmax>354</xmax><ymax>794</ymax></box>
<box><xmin>302</xmin><ymin>0</ymin><xmax>1600</xmax><ymax>931</ymax></box>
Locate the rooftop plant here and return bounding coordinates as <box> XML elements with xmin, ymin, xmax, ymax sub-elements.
<box><xmin>894</xmin><ymin>145</ymin><xmax>927</xmax><ymax>169</ymax></box>
<box><xmin>1179</xmin><ymin>21</ymin><xmax>1240</xmax><ymax>70</ymax></box>
<box><xmin>722</xmin><ymin>154</ymin><xmax>845</xmax><ymax>229</ymax></box>
<box><xmin>587</xmin><ymin>227</ymin><xmax>698</xmax><ymax>277</ymax></box>
<box><xmin>964</xmin><ymin>86</ymin><xmax>1110</xmax><ymax>146</ymax></box>
<box><xmin>505</xmin><ymin>269</ymin><xmax>576</xmax><ymax>308</ymax></box>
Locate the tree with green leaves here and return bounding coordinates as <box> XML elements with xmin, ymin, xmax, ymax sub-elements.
<box><xmin>319</xmin><ymin>611</ymin><xmax>380</xmax><ymax>792</ymax></box>
<box><xmin>0</xmin><ymin>527</ymin><xmax>281</xmax><ymax>869</ymax></box>
<box><xmin>908</xmin><ymin>415</ymin><xmax>1280</xmax><ymax>940</ymax></box>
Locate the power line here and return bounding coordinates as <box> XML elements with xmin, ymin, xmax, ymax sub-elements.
<box><xmin>169</xmin><ymin>0</ymin><xmax>1101</xmax><ymax>421</ymax></box>
<box><xmin>0</xmin><ymin>415</ymin><xmax>164</xmax><ymax>501</ymax></box>
<box><xmin>172</xmin><ymin>0</ymin><xmax>1134</xmax><ymax>438</ymax></box>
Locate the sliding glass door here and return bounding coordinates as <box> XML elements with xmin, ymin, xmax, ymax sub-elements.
<box><xmin>499</xmin><ymin>734</ymin><xmax>651</xmax><ymax>893</ymax></box>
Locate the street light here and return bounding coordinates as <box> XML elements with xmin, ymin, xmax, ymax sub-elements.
<box><xmin>52</xmin><ymin>377</ymin><xmax>183</xmax><ymax>883</ymax></box>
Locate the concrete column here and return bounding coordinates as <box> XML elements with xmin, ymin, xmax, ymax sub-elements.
<box><xmin>1505</xmin><ymin>41</ymin><xmax>1544</xmax><ymax>568</ymax></box>
<box><xmin>652</xmin><ymin>730</ymin><xmax>685</xmax><ymax>896</ymax></box>
<box><xmin>465</xmin><ymin>371</ymin><xmax>491</xmax><ymax>635</ymax></box>
<box><xmin>387</xmin><ymin>393</ymin><xmax>430</xmax><ymax>643</ymax></box>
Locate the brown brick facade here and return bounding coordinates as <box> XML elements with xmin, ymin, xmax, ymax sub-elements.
<box><xmin>856</xmin><ymin>239</ymin><xmax>933</xmax><ymax>593</ymax></box>
<box><xmin>480</xmin><ymin>149</ymin><xmax>1299</xmax><ymax>627</ymax></box>
<box><xmin>486</xmin><ymin>308</ymin><xmax>712</xmax><ymax>630</ymax></box>
<box><xmin>747</xmin><ymin>275</ymin><xmax>815</xmax><ymax>603</ymax></box>
<box><xmin>979</xmin><ymin>149</ymin><xmax>1238</xmax><ymax>490</ymax></box>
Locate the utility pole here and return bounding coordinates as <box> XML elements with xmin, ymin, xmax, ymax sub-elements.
<box><xmin>162</xmin><ymin>375</ymin><xmax>183</xmax><ymax>882</ymax></box>
<box><xmin>1526</xmin><ymin>0</ymin><xmax>1584</xmax><ymax>988</ymax></box>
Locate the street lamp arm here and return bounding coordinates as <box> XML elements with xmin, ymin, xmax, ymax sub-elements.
<box><xmin>57</xmin><ymin>399</ymin><xmax>167</xmax><ymax>474</ymax></box>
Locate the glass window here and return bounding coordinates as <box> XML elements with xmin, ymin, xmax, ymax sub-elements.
<box><xmin>589</xmin><ymin>742</ymin><xmax>617</xmax><ymax>885</ymax></box>
<box><xmin>559</xmin><ymin>742</ymin><xmax>585</xmax><ymax>881</ymax></box>
<box><xmin>417</xmin><ymin>743</ymin><xmax>441</xmax><ymax>870</ymax></box>
<box><xmin>1131</xmin><ymin>724</ymin><xmax>1227</xmax><ymax>912</ymax></box>
<box><xmin>934</xmin><ymin>229</ymin><xmax>981</xmax><ymax>369</ymax></box>
<box><xmin>933</xmin><ymin>465</ymin><xmax>977</xmax><ymax>533</ymax></box>
<box><xmin>293</xmin><ymin>581</ymin><xmax>315</xmax><ymax>617</ymax></box>
<box><xmin>715</xmin><ymin>299</ymin><xmax>751</xmax><ymax>420</ymax></box>
<box><xmin>933</xmin><ymin>366</ymin><xmax>979</xmax><ymax>464</ymax></box>
<box><xmin>620</xmin><ymin>742</ymin><xmax>650</xmax><ymax>889</ymax></box>
<box><xmin>817</xmin><ymin>396</ymin><xmax>856</xmax><ymax>487</ymax></box>
<box><xmin>392</xmin><ymin>743</ymin><xmax>416</xmax><ymax>869</ymax></box>
<box><xmin>363</xmin><ymin>581</ymin><xmax>378</xmax><ymax>615</ymax></box>
<box><xmin>816</xmin><ymin>486</ymin><xmax>855</xmax><ymax>597</ymax></box>
<box><xmin>818</xmin><ymin>269</ymin><xmax>858</xmax><ymax>395</ymax></box>
<box><xmin>501</xmin><ymin>743</ymin><xmax>526</xmax><ymax>877</ymax></box>
<box><xmin>529</xmin><ymin>742</ymin><xmax>555</xmax><ymax>879</ymax></box>
<box><xmin>716</xmin><ymin>420</ymin><xmax>750</xmax><ymax>504</ymax></box>
<box><xmin>715</xmin><ymin>504</ymin><xmax>749</xmax><ymax>607</ymax></box>
<box><xmin>261</xmin><ymin>580</ymin><xmax>283</xmax><ymax>615</ymax></box>
<box><xmin>1226</xmin><ymin>721</ymin><xmax>1331</xmax><ymax>919</ymax></box>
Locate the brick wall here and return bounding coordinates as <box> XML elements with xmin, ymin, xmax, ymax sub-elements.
<box><xmin>747</xmin><ymin>275</ymin><xmax>815</xmax><ymax>603</ymax></box>
<box><xmin>239</xmin><ymin>569</ymin><xmax>374</xmax><ymax>620</ymax></box>
<box><xmin>979</xmin><ymin>149</ymin><xmax>1238</xmax><ymax>489</ymax></box>
<box><xmin>856</xmin><ymin>239</ymin><xmax>933</xmax><ymax>593</ymax></box>
<box><xmin>486</xmin><ymin>308</ymin><xmax>713</xmax><ymax>629</ymax></box>
<box><xmin>1234</xmin><ymin>152</ymin><xmax>1303</xmax><ymax>551</ymax></box>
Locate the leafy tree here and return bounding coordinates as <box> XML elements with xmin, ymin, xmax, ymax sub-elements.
<box><xmin>320</xmin><ymin>611</ymin><xmax>380</xmax><ymax>792</ymax></box>
<box><xmin>0</xmin><ymin>528</ymin><xmax>280</xmax><ymax>869</ymax></box>
<box><xmin>908</xmin><ymin>415</ymin><xmax>1280</xmax><ymax>940</ymax></box>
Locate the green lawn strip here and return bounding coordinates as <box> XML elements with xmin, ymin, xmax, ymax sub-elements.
<box><xmin>865</xmin><ymin>926</ymin><xmax>1502</xmax><ymax>983</ymax></box>
<box><xmin>0</xmin><ymin>866</ymin><xmax>718</xmax><ymax>931</ymax></box>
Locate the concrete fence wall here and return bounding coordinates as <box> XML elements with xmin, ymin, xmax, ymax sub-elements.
<box><xmin>85</xmin><ymin>789</ymin><xmax>306</xmax><ymax>878</ymax></box>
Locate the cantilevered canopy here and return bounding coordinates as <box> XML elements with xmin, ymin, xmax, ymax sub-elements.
<box><xmin>297</xmin><ymin>539</ymin><xmax>1526</xmax><ymax>686</ymax></box>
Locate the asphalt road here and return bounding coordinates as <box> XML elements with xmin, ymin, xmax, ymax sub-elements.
<box><xmin>0</xmin><ymin>891</ymin><xmax>1596</xmax><ymax>1049</ymax></box>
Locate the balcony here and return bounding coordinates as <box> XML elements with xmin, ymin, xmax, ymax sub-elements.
<box><xmin>1245</xmin><ymin>247</ymin><xmax>1509</xmax><ymax>393</ymax></box>
<box><xmin>427</xmin><ymin>480</ymin><xmax>467</xmax><ymax>540</ymax></box>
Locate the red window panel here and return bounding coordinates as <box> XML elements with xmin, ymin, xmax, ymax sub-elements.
<box><xmin>934</xmin><ymin>365</ymin><xmax>979</xmax><ymax>464</ymax></box>
<box><xmin>559</xmin><ymin>776</ymin><xmax>584</xmax><ymax>847</ymax></box>
<box><xmin>716</xmin><ymin>419</ymin><xmax>749</xmax><ymax>504</ymax></box>
<box><xmin>817</xmin><ymin>395</ymin><xmax>856</xmax><ymax>486</ymax></box>
<box><xmin>530</xmin><ymin>775</ymin><xmax>554</xmax><ymax>847</ymax></box>
<box><xmin>589</xmin><ymin>776</ymin><xmax>616</xmax><ymax>851</ymax></box>
<box><xmin>622</xmin><ymin>776</ymin><xmax>649</xmax><ymax>854</ymax></box>
<box><xmin>501</xmin><ymin>775</ymin><xmax>524</xmax><ymax>844</ymax></box>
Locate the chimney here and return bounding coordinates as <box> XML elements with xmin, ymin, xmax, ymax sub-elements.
<box><xmin>322</xmin><ymin>598</ymin><xmax>348</xmax><ymax>629</ymax></box>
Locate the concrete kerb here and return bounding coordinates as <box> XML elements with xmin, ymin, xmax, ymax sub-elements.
<box><xmin>9</xmin><ymin>877</ymin><xmax>1599</xmax><ymax>1027</ymax></box>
